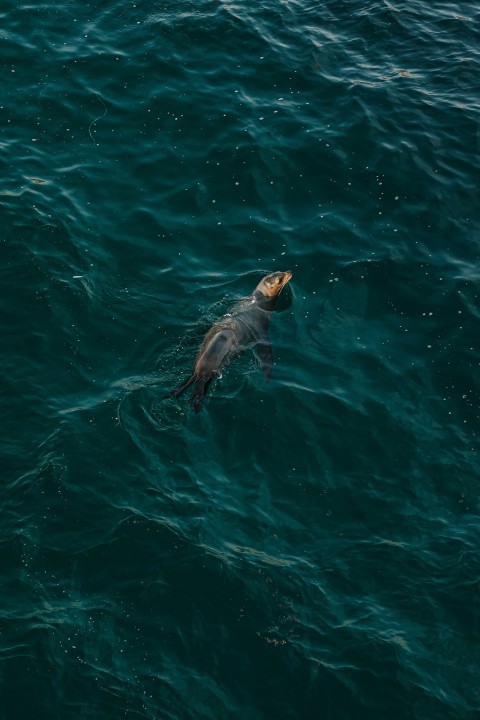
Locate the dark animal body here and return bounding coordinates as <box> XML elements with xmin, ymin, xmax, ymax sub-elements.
<box><xmin>167</xmin><ymin>271</ymin><xmax>292</xmax><ymax>412</ymax></box>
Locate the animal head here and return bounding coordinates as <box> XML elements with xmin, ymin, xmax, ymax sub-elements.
<box><xmin>255</xmin><ymin>270</ymin><xmax>293</xmax><ymax>299</ymax></box>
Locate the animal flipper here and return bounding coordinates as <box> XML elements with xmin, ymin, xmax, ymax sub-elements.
<box><xmin>165</xmin><ymin>373</ymin><xmax>197</xmax><ymax>399</ymax></box>
<box><xmin>189</xmin><ymin>376</ymin><xmax>213</xmax><ymax>413</ymax></box>
<box><xmin>256</xmin><ymin>335</ymin><xmax>273</xmax><ymax>381</ymax></box>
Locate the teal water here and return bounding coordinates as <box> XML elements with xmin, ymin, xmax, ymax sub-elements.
<box><xmin>1</xmin><ymin>1</ymin><xmax>479</xmax><ymax>718</ymax></box>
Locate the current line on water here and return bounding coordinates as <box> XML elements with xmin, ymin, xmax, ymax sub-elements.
<box><xmin>88</xmin><ymin>94</ymin><xmax>107</xmax><ymax>146</ymax></box>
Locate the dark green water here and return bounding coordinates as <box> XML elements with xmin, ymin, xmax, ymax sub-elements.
<box><xmin>1</xmin><ymin>1</ymin><xmax>479</xmax><ymax>718</ymax></box>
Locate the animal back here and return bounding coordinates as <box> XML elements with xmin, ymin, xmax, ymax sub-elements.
<box><xmin>194</xmin><ymin>327</ymin><xmax>238</xmax><ymax>375</ymax></box>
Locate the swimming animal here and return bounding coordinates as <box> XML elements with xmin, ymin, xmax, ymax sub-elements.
<box><xmin>167</xmin><ymin>270</ymin><xmax>293</xmax><ymax>412</ymax></box>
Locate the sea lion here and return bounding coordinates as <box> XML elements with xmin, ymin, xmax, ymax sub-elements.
<box><xmin>167</xmin><ymin>270</ymin><xmax>293</xmax><ymax>412</ymax></box>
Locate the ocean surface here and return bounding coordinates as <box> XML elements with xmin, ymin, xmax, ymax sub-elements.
<box><xmin>1</xmin><ymin>1</ymin><xmax>479</xmax><ymax>718</ymax></box>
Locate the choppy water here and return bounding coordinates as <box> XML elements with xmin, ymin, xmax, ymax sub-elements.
<box><xmin>1</xmin><ymin>1</ymin><xmax>479</xmax><ymax>718</ymax></box>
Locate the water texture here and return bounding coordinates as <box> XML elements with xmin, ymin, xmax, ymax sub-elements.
<box><xmin>1</xmin><ymin>1</ymin><xmax>479</xmax><ymax>718</ymax></box>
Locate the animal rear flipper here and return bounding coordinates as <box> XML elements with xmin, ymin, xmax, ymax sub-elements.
<box><xmin>190</xmin><ymin>376</ymin><xmax>213</xmax><ymax>413</ymax></box>
<box><xmin>165</xmin><ymin>373</ymin><xmax>196</xmax><ymax>399</ymax></box>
